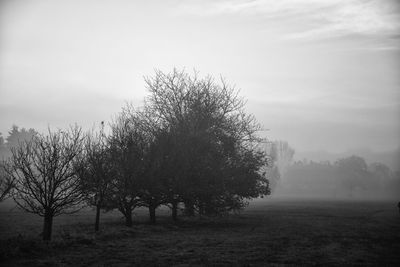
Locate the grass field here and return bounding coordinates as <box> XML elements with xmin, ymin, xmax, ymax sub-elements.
<box><xmin>1</xmin><ymin>199</ymin><xmax>399</xmax><ymax>266</ymax></box>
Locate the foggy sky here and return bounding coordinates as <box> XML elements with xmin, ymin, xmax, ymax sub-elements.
<box><xmin>1</xmin><ymin>0</ymin><xmax>399</xmax><ymax>154</ymax></box>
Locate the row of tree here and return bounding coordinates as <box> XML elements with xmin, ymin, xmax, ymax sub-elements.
<box><xmin>0</xmin><ymin>69</ymin><xmax>272</xmax><ymax>240</ymax></box>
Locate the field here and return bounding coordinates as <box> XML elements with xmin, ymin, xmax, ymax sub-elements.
<box><xmin>1</xmin><ymin>199</ymin><xmax>399</xmax><ymax>266</ymax></box>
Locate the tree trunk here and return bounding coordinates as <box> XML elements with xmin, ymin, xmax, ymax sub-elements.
<box><xmin>149</xmin><ymin>204</ymin><xmax>156</xmax><ymax>224</ymax></box>
<box><xmin>125</xmin><ymin>208</ymin><xmax>133</xmax><ymax>227</ymax></box>
<box><xmin>95</xmin><ymin>205</ymin><xmax>101</xmax><ymax>232</ymax></box>
<box><xmin>172</xmin><ymin>199</ymin><xmax>178</xmax><ymax>222</ymax></box>
<box><xmin>42</xmin><ymin>209</ymin><xmax>53</xmax><ymax>241</ymax></box>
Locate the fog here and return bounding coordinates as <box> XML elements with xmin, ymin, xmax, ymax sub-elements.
<box><xmin>2</xmin><ymin>3</ymin><xmax>400</xmax><ymax>265</ymax></box>
<box><xmin>254</xmin><ymin>140</ymin><xmax>400</xmax><ymax>201</ymax></box>
<box><xmin>1</xmin><ymin>0</ymin><xmax>400</xmax><ymax>202</ymax></box>
<box><xmin>273</xmin><ymin>159</ymin><xmax>400</xmax><ymax>201</ymax></box>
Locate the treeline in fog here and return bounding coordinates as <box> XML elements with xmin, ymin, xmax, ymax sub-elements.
<box><xmin>275</xmin><ymin>156</ymin><xmax>400</xmax><ymax>200</ymax></box>
<box><xmin>0</xmin><ymin>69</ymin><xmax>272</xmax><ymax>240</ymax></box>
<box><xmin>0</xmin><ymin>125</ymin><xmax>37</xmax><ymax>160</ymax></box>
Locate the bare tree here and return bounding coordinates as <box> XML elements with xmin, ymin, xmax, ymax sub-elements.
<box><xmin>76</xmin><ymin>124</ymin><xmax>114</xmax><ymax>232</ymax></box>
<box><xmin>107</xmin><ymin>109</ymin><xmax>149</xmax><ymax>227</ymax></box>
<box><xmin>3</xmin><ymin>126</ymin><xmax>85</xmax><ymax>240</ymax></box>
<box><xmin>144</xmin><ymin>69</ymin><xmax>269</xmax><ymax>218</ymax></box>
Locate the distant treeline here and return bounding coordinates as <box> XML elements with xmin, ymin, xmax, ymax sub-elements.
<box><xmin>0</xmin><ymin>125</ymin><xmax>37</xmax><ymax>160</ymax></box>
<box><xmin>276</xmin><ymin>157</ymin><xmax>400</xmax><ymax>199</ymax></box>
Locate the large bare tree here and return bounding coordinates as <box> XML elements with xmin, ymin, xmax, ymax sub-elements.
<box><xmin>3</xmin><ymin>126</ymin><xmax>85</xmax><ymax>240</ymax></box>
<box><xmin>144</xmin><ymin>69</ymin><xmax>270</xmax><ymax>218</ymax></box>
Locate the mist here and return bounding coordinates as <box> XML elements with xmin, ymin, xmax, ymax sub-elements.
<box><xmin>1</xmin><ymin>1</ymin><xmax>400</xmax><ymax>265</ymax></box>
<box><xmin>259</xmin><ymin>140</ymin><xmax>400</xmax><ymax>201</ymax></box>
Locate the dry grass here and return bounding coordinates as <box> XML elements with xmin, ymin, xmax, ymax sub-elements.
<box><xmin>1</xmin><ymin>199</ymin><xmax>399</xmax><ymax>266</ymax></box>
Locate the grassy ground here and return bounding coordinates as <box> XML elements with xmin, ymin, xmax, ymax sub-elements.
<box><xmin>0</xmin><ymin>199</ymin><xmax>399</xmax><ymax>266</ymax></box>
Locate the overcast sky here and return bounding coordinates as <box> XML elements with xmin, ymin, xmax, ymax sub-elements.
<box><xmin>1</xmin><ymin>0</ymin><xmax>399</xmax><ymax>153</ymax></box>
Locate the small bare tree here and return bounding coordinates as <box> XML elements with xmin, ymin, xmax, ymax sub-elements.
<box><xmin>3</xmin><ymin>126</ymin><xmax>85</xmax><ymax>240</ymax></box>
<box><xmin>107</xmin><ymin>109</ymin><xmax>149</xmax><ymax>227</ymax></box>
<box><xmin>76</xmin><ymin>124</ymin><xmax>114</xmax><ymax>232</ymax></box>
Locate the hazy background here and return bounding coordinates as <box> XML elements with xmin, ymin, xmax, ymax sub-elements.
<box><xmin>1</xmin><ymin>0</ymin><xmax>399</xmax><ymax>166</ymax></box>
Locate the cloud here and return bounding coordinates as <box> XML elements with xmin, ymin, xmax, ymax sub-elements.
<box><xmin>286</xmin><ymin>0</ymin><xmax>400</xmax><ymax>40</ymax></box>
<box><xmin>176</xmin><ymin>0</ymin><xmax>400</xmax><ymax>46</ymax></box>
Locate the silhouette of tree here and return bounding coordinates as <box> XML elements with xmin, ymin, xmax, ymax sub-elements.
<box><xmin>369</xmin><ymin>162</ymin><xmax>393</xmax><ymax>181</ymax></box>
<box><xmin>76</xmin><ymin>125</ymin><xmax>114</xmax><ymax>232</ymax></box>
<box><xmin>0</xmin><ymin>133</ymin><xmax>4</xmax><ymax>147</ymax></box>
<box><xmin>3</xmin><ymin>126</ymin><xmax>85</xmax><ymax>240</ymax></box>
<box><xmin>133</xmin><ymin>107</ymin><xmax>171</xmax><ymax>224</ymax></box>
<box><xmin>335</xmin><ymin>156</ymin><xmax>371</xmax><ymax>198</ymax></box>
<box><xmin>6</xmin><ymin>125</ymin><xmax>37</xmax><ymax>149</ymax></box>
<box><xmin>0</xmin><ymin>133</ymin><xmax>6</xmax><ymax>160</ymax></box>
<box><xmin>0</xmin><ymin>126</ymin><xmax>37</xmax><ymax>160</ymax></box>
<box><xmin>263</xmin><ymin>140</ymin><xmax>294</xmax><ymax>191</ymax></box>
<box><xmin>145</xmin><ymin>69</ymin><xmax>270</xmax><ymax>217</ymax></box>
<box><xmin>106</xmin><ymin>108</ymin><xmax>150</xmax><ymax>227</ymax></box>
<box><xmin>272</xmin><ymin>140</ymin><xmax>295</xmax><ymax>176</ymax></box>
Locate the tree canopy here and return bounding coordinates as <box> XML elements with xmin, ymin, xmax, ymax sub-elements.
<box><xmin>143</xmin><ymin>69</ymin><xmax>270</xmax><ymax>215</ymax></box>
